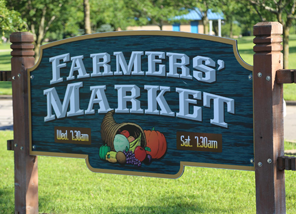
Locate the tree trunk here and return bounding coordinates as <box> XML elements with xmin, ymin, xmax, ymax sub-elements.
<box><xmin>202</xmin><ymin>16</ymin><xmax>209</xmax><ymax>34</ymax></box>
<box><xmin>229</xmin><ymin>18</ymin><xmax>233</xmax><ymax>38</ymax></box>
<box><xmin>283</xmin><ymin>25</ymin><xmax>290</xmax><ymax>69</ymax></box>
<box><xmin>84</xmin><ymin>0</ymin><xmax>91</xmax><ymax>34</ymax></box>
<box><xmin>159</xmin><ymin>19</ymin><xmax>163</xmax><ymax>30</ymax></box>
<box><xmin>34</xmin><ymin>7</ymin><xmax>46</xmax><ymax>63</ymax></box>
<box><xmin>213</xmin><ymin>21</ymin><xmax>218</xmax><ymax>35</ymax></box>
<box><xmin>34</xmin><ymin>42</ymin><xmax>41</xmax><ymax>63</ymax></box>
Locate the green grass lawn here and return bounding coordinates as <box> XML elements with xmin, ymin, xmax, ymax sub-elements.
<box><xmin>0</xmin><ymin>82</ymin><xmax>12</xmax><ymax>95</ymax></box>
<box><xmin>236</xmin><ymin>36</ymin><xmax>254</xmax><ymax>65</ymax></box>
<box><xmin>0</xmin><ymin>49</ymin><xmax>12</xmax><ymax>71</ymax></box>
<box><xmin>1</xmin><ymin>131</ymin><xmax>296</xmax><ymax>213</ymax></box>
<box><xmin>285</xmin><ymin>141</ymin><xmax>296</xmax><ymax>151</ymax></box>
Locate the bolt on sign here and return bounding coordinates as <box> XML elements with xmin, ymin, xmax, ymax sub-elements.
<box><xmin>28</xmin><ymin>31</ymin><xmax>254</xmax><ymax>178</ymax></box>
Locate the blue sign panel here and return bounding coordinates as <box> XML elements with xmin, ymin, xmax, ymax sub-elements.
<box><xmin>28</xmin><ymin>31</ymin><xmax>254</xmax><ymax>178</ymax></box>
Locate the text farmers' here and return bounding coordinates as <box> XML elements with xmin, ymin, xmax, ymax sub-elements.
<box><xmin>43</xmin><ymin>51</ymin><xmax>235</xmax><ymax>128</ymax></box>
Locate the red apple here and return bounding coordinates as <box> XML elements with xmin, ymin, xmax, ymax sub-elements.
<box><xmin>134</xmin><ymin>146</ymin><xmax>146</xmax><ymax>162</ymax></box>
<box><xmin>120</xmin><ymin>130</ymin><xmax>130</xmax><ymax>138</ymax></box>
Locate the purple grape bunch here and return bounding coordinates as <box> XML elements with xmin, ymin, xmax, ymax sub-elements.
<box><xmin>123</xmin><ymin>151</ymin><xmax>141</xmax><ymax>167</ymax></box>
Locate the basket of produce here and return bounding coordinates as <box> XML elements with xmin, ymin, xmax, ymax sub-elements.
<box><xmin>101</xmin><ymin>110</ymin><xmax>147</xmax><ymax>152</ymax></box>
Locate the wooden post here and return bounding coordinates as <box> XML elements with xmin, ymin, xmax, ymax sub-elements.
<box><xmin>253</xmin><ymin>22</ymin><xmax>285</xmax><ymax>213</ymax></box>
<box><xmin>10</xmin><ymin>32</ymin><xmax>38</xmax><ymax>214</ymax></box>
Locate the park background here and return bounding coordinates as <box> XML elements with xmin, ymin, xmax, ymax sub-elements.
<box><xmin>1</xmin><ymin>0</ymin><xmax>296</xmax><ymax>213</ymax></box>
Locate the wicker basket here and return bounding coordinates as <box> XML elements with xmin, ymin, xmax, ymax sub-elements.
<box><xmin>101</xmin><ymin>110</ymin><xmax>146</xmax><ymax>151</ymax></box>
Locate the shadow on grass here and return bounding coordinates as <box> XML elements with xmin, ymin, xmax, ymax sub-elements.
<box><xmin>115</xmin><ymin>195</ymin><xmax>233</xmax><ymax>213</ymax></box>
<box><xmin>0</xmin><ymin>53</ymin><xmax>11</xmax><ymax>66</ymax></box>
<box><xmin>0</xmin><ymin>188</ymin><xmax>14</xmax><ymax>214</ymax></box>
<box><xmin>0</xmin><ymin>82</ymin><xmax>12</xmax><ymax>89</ymax></box>
<box><xmin>39</xmin><ymin>194</ymin><xmax>233</xmax><ymax>213</ymax></box>
<box><xmin>236</xmin><ymin>37</ymin><xmax>255</xmax><ymax>44</ymax></box>
<box><xmin>289</xmin><ymin>46</ymin><xmax>296</xmax><ymax>54</ymax></box>
<box><xmin>109</xmin><ymin>195</ymin><xmax>233</xmax><ymax>213</ymax></box>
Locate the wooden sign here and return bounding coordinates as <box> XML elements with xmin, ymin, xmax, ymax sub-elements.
<box><xmin>28</xmin><ymin>31</ymin><xmax>254</xmax><ymax>178</ymax></box>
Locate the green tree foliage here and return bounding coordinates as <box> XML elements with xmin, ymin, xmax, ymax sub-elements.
<box><xmin>6</xmin><ymin>0</ymin><xmax>70</xmax><ymax>61</ymax></box>
<box><xmin>88</xmin><ymin>0</ymin><xmax>196</xmax><ymax>31</ymax></box>
<box><xmin>121</xmin><ymin>0</ymin><xmax>195</xmax><ymax>30</ymax></box>
<box><xmin>91</xmin><ymin>0</ymin><xmax>136</xmax><ymax>31</ymax></box>
<box><xmin>221</xmin><ymin>23</ymin><xmax>241</xmax><ymax>37</ymax></box>
<box><xmin>232</xmin><ymin>2</ymin><xmax>268</xmax><ymax>36</ymax></box>
<box><xmin>215</xmin><ymin>0</ymin><xmax>263</xmax><ymax>37</ymax></box>
<box><xmin>195</xmin><ymin>0</ymin><xmax>220</xmax><ymax>34</ymax></box>
<box><xmin>62</xmin><ymin>0</ymin><xmax>84</xmax><ymax>37</ymax></box>
<box><xmin>0</xmin><ymin>0</ymin><xmax>26</xmax><ymax>39</ymax></box>
<box><xmin>217</xmin><ymin>0</ymin><xmax>242</xmax><ymax>37</ymax></box>
<box><xmin>243</xmin><ymin>0</ymin><xmax>296</xmax><ymax>68</ymax></box>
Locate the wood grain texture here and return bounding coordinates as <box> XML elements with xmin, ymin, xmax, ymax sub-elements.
<box><xmin>29</xmin><ymin>34</ymin><xmax>254</xmax><ymax>177</ymax></box>
<box><xmin>278</xmin><ymin>156</ymin><xmax>296</xmax><ymax>171</ymax></box>
<box><xmin>7</xmin><ymin>139</ymin><xmax>14</xmax><ymax>150</ymax></box>
<box><xmin>11</xmin><ymin>32</ymin><xmax>38</xmax><ymax>214</ymax></box>
<box><xmin>0</xmin><ymin>71</ymin><xmax>12</xmax><ymax>81</ymax></box>
<box><xmin>253</xmin><ymin>22</ymin><xmax>286</xmax><ymax>214</ymax></box>
<box><xmin>276</xmin><ymin>69</ymin><xmax>295</xmax><ymax>83</ymax></box>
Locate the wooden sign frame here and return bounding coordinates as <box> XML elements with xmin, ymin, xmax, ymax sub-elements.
<box><xmin>7</xmin><ymin>22</ymin><xmax>289</xmax><ymax>213</ymax></box>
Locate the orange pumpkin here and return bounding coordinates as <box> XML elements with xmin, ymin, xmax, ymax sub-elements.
<box><xmin>144</xmin><ymin>129</ymin><xmax>167</xmax><ymax>159</ymax></box>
